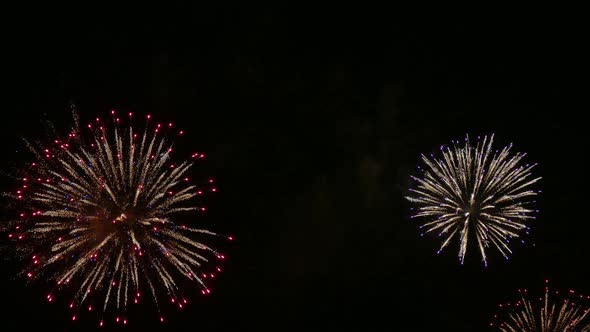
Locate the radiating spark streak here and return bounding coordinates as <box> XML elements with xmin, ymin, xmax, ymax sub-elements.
<box><xmin>124</xmin><ymin>269</ymin><xmax>129</xmax><ymax>308</ymax></box>
<box><xmin>406</xmin><ymin>134</ymin><xmax>540</xmax><ymax>266</ymax></box>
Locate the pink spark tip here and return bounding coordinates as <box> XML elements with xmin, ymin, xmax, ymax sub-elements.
<box><xmin>179</xmin><ymin>130</ymin><xmax>184</xmax><ymax>135</ymax></box>
<box><xmin>228</xmin><ymin>235</ymin><xmax>234</xmax><ymax>241</ymax></box>
<box><xmin>160</xmin><ymin>317</ymin><xmax>164</xmax><ymax>323</ymax></box>
<box><xmin>100</xmin><ymin>321</ymin><xmax>103</xmax><ymax>327</ymax></box>
<box><xmin>147</xmin><ymin>114</ymin><xmax>151</xmax><ymax>119</ymax></box>
<box><xmin>116</xmin><ymin>317</ymin><xmax>120</xmax><ymax>322</ymax></box>
<box><xmin>72</xmin><ymin>315</ymin><xmax>76</xmax><ymax>321</ymax></box>
<box><xmin>124</xmin><ymin>319</ymin><xmax>127</xmax><ymax>325</ymax></box>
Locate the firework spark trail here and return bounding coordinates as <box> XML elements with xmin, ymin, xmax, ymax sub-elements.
<box><xmin>7</xmin><ymin>110</ymin><xmax>232</xmax><ymax>324</ymax></box>
<box><xmin>406</xmin><ymin>134</ymin><xmax>541</xmax><ymax>266</ymax></box>
<box><xmin>492</xmin><ymin>282</ymin><xmax>590</xmax><ymax>331</ymax></box>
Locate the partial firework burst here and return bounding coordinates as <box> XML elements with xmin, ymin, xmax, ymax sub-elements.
<box><xmin>490</xmin><ymin>281</ymin><xmax>590</xmax><ymax>331</ymax></box>
<box><xmin>5</xmin><ymin>110</ymin><xmax>232</xmax><ymax>325</ymax></box>
<box><xmin>406</xmin><ymin>134</ymin><xmax>541</xmax><ymax>266</ymax></box>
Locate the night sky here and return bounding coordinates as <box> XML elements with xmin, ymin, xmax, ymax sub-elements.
<box><xmin>1</xmin><ymin>6</ymin><xmax>587</xmax><ymax>331</ymax></box>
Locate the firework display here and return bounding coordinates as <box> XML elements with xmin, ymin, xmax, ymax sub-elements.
<box><xmin>490</xmin><ymin>281</ymin><xmax>590</xmax><ymax>331</ymax></box>
<box><xmin>406</xmin><ymin>134</ymin><xmax>541</xmax><ymax>266</ymax></box>
<box><xmin>6</xmin><ymin>110</ymin><xmax>232</xmax><ymax>325</ymax></box>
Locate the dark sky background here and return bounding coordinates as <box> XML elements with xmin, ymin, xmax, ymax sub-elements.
<box><xmin>0</xmin><ymin>6</ymin><xmax>587</xmax><ymax>331</ymax></box>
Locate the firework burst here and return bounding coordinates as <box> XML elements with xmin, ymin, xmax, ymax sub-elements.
<box><xmin>406</xmin><ymin>134</ymin><xmax>541</xmax><ymax>266</ymax></box>
<box><xmin>6</xmin><ymin>110</ymin><xmax>232</xmax><ymax>325</ymax></box>
<box><xmin>490</xmin><ymin>281</ymin><xmax>590</xmax><ymax>331</ymax></box>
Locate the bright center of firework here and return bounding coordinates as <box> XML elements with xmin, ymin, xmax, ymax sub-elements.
<box><xmin>464</xmin><ymin>205</ymin><xmax>477</xmax><ymax>217</ymax></box>
<box><xmin>114</xmin><ymin>213</ymin><xmax>127</xmax><ymax>223</ymax></box>
<box><xmin>95</xmin><ymin>206</ymin><xmax>145</xmax><ymax>241</ymax></box>
<box><xmin>111</xmin><ymin>209</ymin><xmax>140</xmax><ymax>226</ymax></box>
<box><xmin>463</xmin><ymin>196</ymin><xmax>482</xmax><ymax>217</ymax></box>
